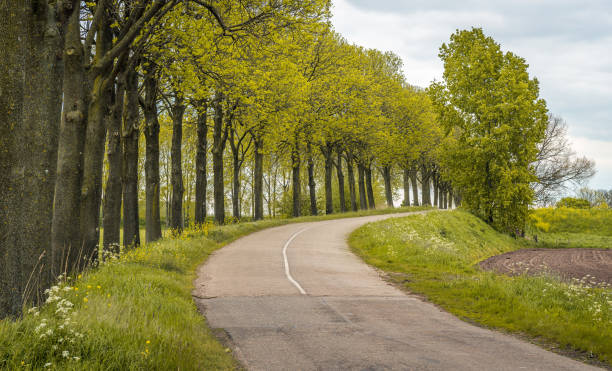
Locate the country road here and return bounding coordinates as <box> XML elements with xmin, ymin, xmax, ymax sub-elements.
<box><xmin>193</xmin><ymin>212</ymin><xmax>600</xmax><ymax>371</ymax></box>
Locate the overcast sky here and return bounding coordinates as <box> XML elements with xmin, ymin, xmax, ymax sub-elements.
<box><xmin>331</xmin><ymin>0</ymin><xmax>612</xmax><ymax>191</ymax></box>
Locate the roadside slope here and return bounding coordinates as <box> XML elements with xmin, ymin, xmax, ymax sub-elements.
<box><xmin>349</xmin><ymin>210</ymin><xmax>612</xmax><ymax>367</ymax></box>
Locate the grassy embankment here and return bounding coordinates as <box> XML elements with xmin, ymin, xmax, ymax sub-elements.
<box><xmin>0</xmin><ymin>206</ymin><xmax>428</xmax><ymax>370</ymax></box>
<box><xmin>349</xmin><ymin>210</ymin><xmax>612</xmax><ymax>366</ymax></box>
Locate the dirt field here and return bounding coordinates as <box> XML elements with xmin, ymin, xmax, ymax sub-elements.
<box><xmin>480</xmin><ymin>248</ymin><xmax>612</xmax><ymax>286</ymax></box>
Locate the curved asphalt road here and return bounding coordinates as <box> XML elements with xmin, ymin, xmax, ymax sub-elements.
<box><xmin>193</xmin><ymin>212</ymin><xmax>600</xmax><ymax>371</ymax></box>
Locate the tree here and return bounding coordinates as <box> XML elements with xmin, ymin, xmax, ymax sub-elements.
<box><xmin>533</xmin><ymin>114</ymin><xmax>596</xmax><ymax>205</ymax></box>
<box><xmin>429</xmin><ymin>28</ymin><xmax>548</xmax><ymax>231</ymax></box>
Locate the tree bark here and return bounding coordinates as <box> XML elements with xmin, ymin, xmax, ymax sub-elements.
<box><xmin>79</xmin><ymin>18</ymin><xmax>113</xmax><ymax>268</ymax></box>
<box><xmin>347</xmin><ymin>154</ymin><xmax>358</xmax><ymax>212</ymax></box>
<box><xmin>102</xmin><ymin>71</ymin><xmax>125</xmax><ymax>256</ymax></box>
<box><xmin>170</xmin><ymin>96</ymin><xmax>185</xmax><ymax>232</ymax></box>
<box><xmin>433</xmin><ymin>172</ymin><xmax>439</xmax><ymax>208</ymax></box>
<box><xmin>321</xmin><ymin>143</ymin><xmax>334</xmax><ymax>215</ymax></box>
<box><xmin>420</xmin><ymin>162</ymin><xmax>431</xmax><ymax>206</ymax></box>
<box><xmin>212</xmin><ymin>93</ymin><xmax>227</xmax><ymax>225</ymax></box>
<box><xmin>382</xmin><ymin>165</ymin><xmax>393</xmax><ymax>208</ymax></box>
<box><xmin>357</xmin><ymin>163</ymin><xmax>367</xmax><ymax>210</ymax></box>
<box><xmin>194</xmin><ymin>101</ymin><xmax>208</xmax><ymax>225</ymax></box>
<box><xmin>409</xmin><ymin>165</ymin><xmax>419</xmax><ymax>206</ymax></box>
<box><xmin>231</xmin><ymin>129</ymin><xmax>242</xmax><ymax>220</ymax></box>
<box><xmin>307</xmin><ymin>142</ymin><xmax>317</xmax><ymax>216</ymax></box>
<box><xmin>122</xmin><ymin>68</ymin><xmax>140</xmax><ymax>248</ymax></box>
<box><xmin>291</xmin><ymin>143</ymin><xmax>301</xmax><ymax>217</ymax></box>
<box><xmin>365</xmin><ymin>164</ymin><xmax>376</xmax><ymax>209</ymax></box>
<box><xmin>253</xmin><ymin>137</ymin><xmax>264</xmax><ymax>220</ymax></box>
<box><xmin>402</xmin><ymin>168</ymin><xmax>410</xmax><ymax>206</ymax></box>
<box><xmin>143</xmin><ymin>65</ymin><xmax>162</xmax><ymax>242</ymax></box>
<box><xmin>52</xmin><ymin>1</ymin><xmax>85</xmax><ymax>276</ymax></box>
<box><xmin>336</xmin><ymin>150</ymin><xmax>346</xmax><ymax>212</ymax></box>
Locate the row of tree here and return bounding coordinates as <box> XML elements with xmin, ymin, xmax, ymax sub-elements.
<box><xmin>0</xmin><ymin>2</ymin><xmax>593</xmax><ymax>319</ymax></box>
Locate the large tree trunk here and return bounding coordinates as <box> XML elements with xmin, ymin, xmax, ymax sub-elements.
<box><xmin>420</xmin><ymin>162</ymin><xmax>431</xmax><ymax>206</ymax></box>
<box><xmin>347</xmin><ymin>154</ymin><xmax>358</xmax><ymax>212</ymax></box>
<box><xmin>357</xmin><ymin>163</ymin><xmax>367</xmax><ymax>210</ymax></box>
<box><xmin>170</xmin><ymin>97</ymin><xmax>185</xmax><ymax>232</ymax></box>
<box><xmin>402</xmin><ymin>168</ymin><xmax>410</xmax><ymax>206</ymax></box>
<box><xmin>80</xmin><ymin>19</ymin><xmax>113</xmax><ymax>268</ymax></box>
<box><xmin>291</xmin><ymin>144</ymin><xmax>301</xmax><ymax>217</ymax></box>
<box><xmin>365</xmin><ymin>164</ymin><xmax>376</xmax><ymax>209</ymax></box>
<box><xmin>0</xmin><ymin>0</ymin><xmax>65</xmax><ymax>316</ymax></box>
<box><xmin>336</xmin><ymin>150</ymin><xmax>346</xmax><ymax>212</ymax></box>
<box><xmin>307</xmin><ymin>142</ymin><xmax>317</xmax><ymax>216</ymax></box>
<box><xmin>253</xmin><ymin>137</ymin><xmax>264</xmax><ymax>220</ymax></box>
<box><xmin>409</xmin><ymin>165</ymin><xmax>419</xmax><ymax>206</ymax></box>
<box><xmin>102</xmin><ymin>72</ymin><xmax>125</xmax><ymax>256</ymax></box>
<box><xmin>52</xmin><ymin>1</ymin><xmax>85</xmax><ymax>276</ymax></box>
<box><xmin>122</xmin><ymin>68</ymin><xmax>140</xmax><ymax>248</ymax></box>
<box><xmin>194</xmin><ymin>102</ymin><xmax>208</xmax><ymax>225</ymax></box>
<box><xmin>382</xmin><ymin>165</ymin><xmax>393</xmax><ymax>208</ymax></box>
<box><xmin>143</xmin><ymin>65</ymin><xmax>162</xmax><ymax>242</ymax></box>
<box><xmin>212</xmin><ymin>94</ymin><xmax>227</xmax><ymax>225</ymax></box>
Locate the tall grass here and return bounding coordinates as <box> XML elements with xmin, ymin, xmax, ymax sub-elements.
<box><xmin>350</xmin><ymin>210</ymin><xmax>612</xmax><ymax>366</ymax></box>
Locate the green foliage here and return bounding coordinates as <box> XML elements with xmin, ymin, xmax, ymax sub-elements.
<box><xmin>429</xmin><ymin>28</ymin><xmax>548</xmax><ymax>231</ymax></box>
<box><xmin>350</xmin><ymin>211</ymin><xmax>612</xmax><ymax>365</ymax></box>
<box><xmin>556</xmin><ymin>197</ymin><xmax>591</xmax><ymax>209</ymax></box>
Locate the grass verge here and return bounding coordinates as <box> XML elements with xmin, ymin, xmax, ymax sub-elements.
<box><xmin>349</xmin><ymin>210</ymin><xmax>612</xmax><ymax>367</ymax></box>
<box><xmin>0</xmin><ymin>206</ymin><xmax>429</xmax><ymax>370</ymax></box>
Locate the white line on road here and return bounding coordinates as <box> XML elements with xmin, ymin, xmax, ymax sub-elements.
<box><xmin>282</xmin><ymin>227</ymin><xmax>311</xmax><ymax>295</ymax></box>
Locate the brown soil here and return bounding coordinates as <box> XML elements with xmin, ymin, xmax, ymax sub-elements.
<box><xmin>480</xmin><ymin>248</ymin><xmax>612</xmax><ymax>286</ymax></box>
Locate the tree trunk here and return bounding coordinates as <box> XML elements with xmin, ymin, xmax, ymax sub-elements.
<box><xmin>253</xmin><ymin>137</ymin><xmax>264</xmax><ymax>220</ymax></box>
<box><xmin>438</xmin><ymin>185</ymin><xmax>444</xmax><ymax>209</ymax></box>
<box><xmin>143</xmin><ymin>65</ymin><xmax>162</xmax><ymax>242</ymax></box>
<box><xmin>382</xmin><ymin>165</ymin><xmax>393</xmax><ymax>208</ymax></box>
<box><xmin>365</xmin><ymin>164</ymin><xmax>376</xmax><ymax>209</ymax></box>
<box><xmin>347</xmin><ymin>155</ymin><xmax>358</xmax><ymax>212</ymax></box>
<box><xmin>0</xmin><ymin>0</ymin><xmax>65</xmax><ymax>316</ymax></box>
<box><xmin>321</xmin><ymin>143</ymin><xmax>334</xmax><ymax>215</ymax></box>
<box><xmin>433</xmin><ymin>174</ymin><xmax>439</xmax><ymax>208</ymax></box>
<box><xmin>421</xmin><ymin>163</ymin><xmax>431</xmax><ymax>206</ymax></box>
<box><xmin>409</xmin><ymin>165</ymin><xmax>419</xmax><ymax>206</ymax></box>
<box><xmin>232</xmin><ymin>142</ymin><xmax>241</xmax><ymax>220</ymax></box>
<box><xmin>80</xmin><ymin>21</ymin><xmax>113</xmax><ymax>268</ymax></box>
<box><xmin>291</xmin><ymin>145</ymin><xmax>301</xmax><ymax>217</ymax></box>
<box><xmin>357</xmin><ymin>163</ymin><xmax>367</xmax><ymax>210</ymax></box>
<box><xmin>402</xmin><ymin>168</ymin><xmax>410</xmax><ymax>206</ymax></box>
<box><xmin>102</xmin><ymin>72</ymin><xmax>125</xmax><ymax>256</ymax></box>
<box><xmin>336</xmin><ymin>150</ymin><xmax>346</xmax><ymax>212</ymax></box>
<box><xmin>52</xmin><ymin>1</ymin><xmax>85</xmax><ymax>276</ymax></box>
<box><xmin>307</xmin><ymin>142</ymin><xmax>317</xmax><ymax>216</ymax></box>
<box><xmin>212</xmin><ymin>94</ymin><xmax>227</xmax><ymax>225</ymax></box>
<box><xmin>194</xmin><ymin>102</ymin><xmax>208</xmax><ymax>225</ymax></box>
<box><xmin>170</xmin><ymin>97</ymin><xmax>185</xmax><ymax>232</ymax></box>
<box><xmin>122</xmin><ymin>68</ymin><xmax>140</xmax><ymax>248</ymax></box>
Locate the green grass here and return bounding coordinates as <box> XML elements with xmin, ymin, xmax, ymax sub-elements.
<box><xmin>349</xmin><ymin>210</ymin><xmax>612</xmax><ymax>366</ymax></box>
<box><xmin>0</xmin><ymin>206</ymin><xmax>429</xmax><ymax>370</ymax></box>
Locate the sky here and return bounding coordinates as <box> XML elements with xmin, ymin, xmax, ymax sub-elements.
<box><xmin>331</xmin><ymin>0</ymin><xmax>612</xmax><ymax>191</ymax></box>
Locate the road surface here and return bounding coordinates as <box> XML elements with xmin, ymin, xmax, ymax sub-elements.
<box><xmin>193</xmin><ymin>212</ymin><xmax>600</xmax><ymax>371</ymax></box>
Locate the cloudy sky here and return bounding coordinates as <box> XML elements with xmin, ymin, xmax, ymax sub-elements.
<box><xmin>332</xmin><ymin>0</ymin><xmax>612</xmax><ymax>191</ymax></box>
